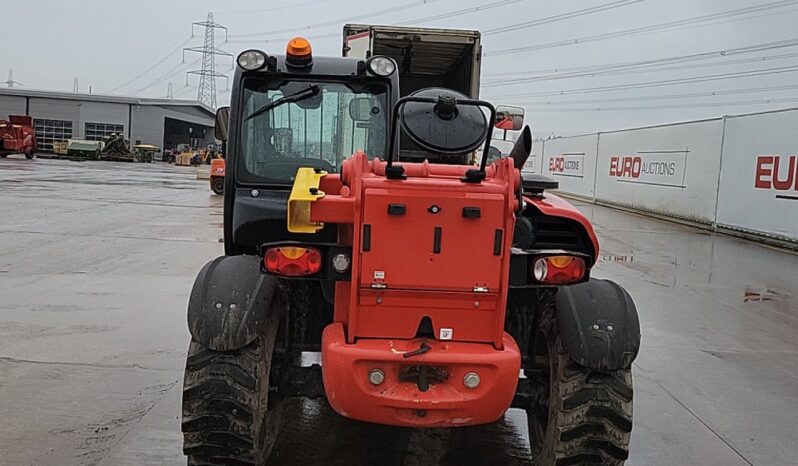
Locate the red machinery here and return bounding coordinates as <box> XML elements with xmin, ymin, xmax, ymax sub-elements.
<box><xmin>209</xmin><ymin>158</ymin><xmax>225</xmax><ymax>195</ymax></box>
<box><xmin>0</xmin><ymin>115</ymin><xmax>36</xmax><ymax>159</ymax></box>
<box><xmin>183</xmin><ymin>42</ymin><xmax>640</xmax><ymax>465</ymax></box>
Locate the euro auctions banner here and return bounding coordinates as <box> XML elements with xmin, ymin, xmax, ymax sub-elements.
<box><xmin>541</xmin><ymin>134</ymin><xmax>599</xmax><ymax>198</ymax></box>
<box><xmin>595</xmin><ymin>119</ymin><xmax>724</xmax><ymax>223</ymax></box>
<box><xmin>716</xmin><ymin>109</ymin><xmax>798</xmax><ymax>241</ymax></box>
<box><xmin>607</xmin><ymin>150</ymin><xmax>688</xmax><ymax>188</ymax></box>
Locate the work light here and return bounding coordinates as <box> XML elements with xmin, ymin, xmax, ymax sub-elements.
<box><xmin>367</xmin><ymin>56</ymin><xmax>396</xmax><ymax>76</ymax></box>
<box><xmin>237</xmin><ymin>50</ymin><xmax>267</xmax><ymax>71</ymax></box>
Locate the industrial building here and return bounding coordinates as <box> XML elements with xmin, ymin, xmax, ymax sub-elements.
<box><xmin>0</xmin><ymin>88</ymin><xmax>215</xmax><ymax>152</ymax></box>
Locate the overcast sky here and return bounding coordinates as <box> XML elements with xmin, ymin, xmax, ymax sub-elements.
<box><xmin>2</xmin><ymin>0</ymin><xmax>797</xmax><ymax>136</ymax></box>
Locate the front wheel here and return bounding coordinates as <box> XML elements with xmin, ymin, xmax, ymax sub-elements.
<box><xmin>210</xmin><ymin>177</ymin><xmax>224</xmax><ymax>195</ymax></box>
<box><xmin>527</xmin><ymin>306</ymin><xmax>634</xmax><ymax>465</ymax></box>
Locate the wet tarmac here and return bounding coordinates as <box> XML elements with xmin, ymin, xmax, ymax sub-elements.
<box><xmin>1</xmin><ymin>155</ymin><xmax>796</xmax><ymax>466</ymax></box>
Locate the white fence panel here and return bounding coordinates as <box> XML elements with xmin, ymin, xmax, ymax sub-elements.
<box><xmin>522</xmin><ymin>140</ymin><xmax>544</xmax><ymax>174</ymax></box>
<box><xmin>540</xmin><ymin>134</ymin><xmax>599</xmax><ymax>198</ymax></box>
<box><xmin>716</xmin><ymin>110</ymin><xmax>798</xmax><ymax>241</ymax></box>
<box><xmin>594</xmin><ymin>119</ymin><xmax>724</xmax><ymax>223</ymax></box>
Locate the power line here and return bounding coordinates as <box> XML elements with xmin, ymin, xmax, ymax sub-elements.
<box><xmin>226</xmin><ymin>0</ymin><xmax>519</xmax><ymax>45</ymax></box>
<box><xmin>515</xmin><ymin>83</ymin><xmax>798</xmax><ymax>106</ymax></box>
<box><xmin>217</xmin><ymin>0</ymin><xmax>330</xmax><ymax>16</ymax></box>
<box><xmin>484</xmin><ymin>0</ymin><xmax>798</xmax><ymax>57</ymax></box>
<box><xmin>483</xmin><ymin>37</ymin><xmax>798</xmax><ymax>77</ymax></box>
<box><xmin>172</xmin><ymin>85</ymin><xmax>197</xmax><ymax>99</ymax></box>
<box><xmin>106</xmin><ymin>36</ymin><xmax>193</xmax><ymax>93</ymax></box>
<box><xmin>522</xmin><ymin>97</ymin><xmax>798</xmax><ymax>112</ymax></box>
<box><xmin>229</xmin><ymin>0</ymin><xmax>443</xmax><ymax>39</ymax></box>
<box><xmin>483</xmin><ymin>0</ymin><xmax>644</xmax><ymax>36</ymax></box>
<box><xmin>483</xmin><ymin>46</ymin><xmax>798</xmax><ymax>87</ymax></box>
<box><xmin>486</xmin><ymin>65</ymin><xmax>798</xmax><ymax>99</ymax></box>
<box><xmin>132</xmin><ymin>58</ymin><xmax>200</xmax><ymax>95</ymax></box>
<box><xmin>405</xmin><ymin>0</ymin><xmax>522</xmax><ymax>25</ymax></box>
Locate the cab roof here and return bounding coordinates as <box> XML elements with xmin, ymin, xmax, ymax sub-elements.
<box><xmin>241</xmin><ymin>54</ymin><xmax>368</xmax><ymax>77</ymax></box>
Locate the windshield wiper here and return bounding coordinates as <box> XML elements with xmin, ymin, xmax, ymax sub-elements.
<box><xmin>245</xmin><ymin>85</ymin><xmax>320</xmax><ymax>121</ymax></box>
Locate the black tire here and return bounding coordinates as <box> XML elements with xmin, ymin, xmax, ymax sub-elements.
<box><xmin>182</xmin><ymin>299</ymin><xmax>285</xmax><ymax>465</ymax></box>
<box><xmin>25</xmin><ymin>151</ymin><xmax>35</xmax><ymax>160</ymax></box>
<box><xmin>527</xmin><ymin>302</ymin><xmax>634</xmax><ymax>465</ymax></box>
<box><xmin>211</xmin><ymin>177</ymin><xmax>224</xmax><ymax>196</ymax></box>
<box><xmin>0</xmin><ymin>154</ymin><xmax>7</xmax><ymax>158</ymax></box>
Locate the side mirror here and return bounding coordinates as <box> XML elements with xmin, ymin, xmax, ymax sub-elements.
<box><xmin>215</xmin><ymin>106</ymin><xmax>230</xmax><ymax>142</ymax></box>
<box><xmin>495</xmin><ymin>105</ymin><xmax>524</xmax><ymax>131</ymax></box>
<box><xmin>349</xmin><ymin>97</ymin><xmax>377</xmax><ymax>121</ymax></box>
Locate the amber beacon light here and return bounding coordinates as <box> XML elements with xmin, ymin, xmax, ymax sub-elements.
<box><xmin>286</xmin><ymin>37</ymin><xmax>313</xmax><ymax>66</ymax></box>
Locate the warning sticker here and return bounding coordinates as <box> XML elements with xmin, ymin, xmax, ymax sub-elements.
<box><xmin>374</xmin><ymin>270</ymin><xmax>385</xmax><ymax>280</ymax></box>
<box><xmin>439</xmin><ymin>328</ymin><xmax>453</xmax><ymax>340</ymax></box>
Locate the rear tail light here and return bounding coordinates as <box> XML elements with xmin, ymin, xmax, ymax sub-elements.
<box><xmin>264</xmin><ymin>246</ymin><xmax>322</xmax><ymax>276</ymax></box>
<box><xmin>532</xmin><ymin>255</ymin><xmax>586</xmax><ymax>284</ymax></box>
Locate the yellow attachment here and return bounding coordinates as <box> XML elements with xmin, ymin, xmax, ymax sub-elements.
<box><xmin>288</xmin><ymin>167</ymin><xmax>327</xmax><ymax>233</ymax></box>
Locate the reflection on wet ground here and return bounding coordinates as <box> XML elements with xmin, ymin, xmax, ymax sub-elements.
<box><xmin>271</xmin><ymin>399</ymin><xmax>532</xmax><ymax>466</ymax></box>
<box><xmin>2</xmin><ymin>157</ymin><xmax>797</xmax><ymax>465</ymax></box>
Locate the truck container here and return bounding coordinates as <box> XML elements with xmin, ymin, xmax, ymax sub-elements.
<box><xmin>343</xmin><ymin>24</ymin><xmax>482</xmax><ymax>161</ymax></box>
<box><xmin>342</xmin><ymin>24</ymin><xmax>481</xmax><ymax>98</ymax></box>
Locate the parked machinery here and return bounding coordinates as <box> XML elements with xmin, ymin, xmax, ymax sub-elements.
<box><xmin>100</xmin><ymin>133</ymin><xmax>136</xmax><ymax>162</ymax></box>
<box><xmin>209</xmin><ymin>157</ymin><xmax>225</xmax><ymax>195</ymax></box>
<box><xmin>0</xmin><ymin>115</ymin><xmax>36</xmax><ymax>159</ymax></box>
<box><xmin>132</xmin><ymin>144</ymin><xmax>161</xmax><ymax>163</ymax></box>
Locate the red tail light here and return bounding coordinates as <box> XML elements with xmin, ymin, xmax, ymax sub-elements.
<box><xmin>532</xmin><ymin>255</ymin><xmax>586</xmax><ymax>285</ymax></box>
<box><xmin>264</xmin><ymin>246</ymin><xmax>322</xmax><ymax>276</ymax></box>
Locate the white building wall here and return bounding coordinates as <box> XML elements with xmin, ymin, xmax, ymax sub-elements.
<box><xmin>78</xmin><ymin>101</ymin><xmax>129</xmax><ymax>138</ymax></box>
<box><xmin>0</xmin><ymin>95</ymin><xmax>26</xmax><ymax>116</ymax></box>
<box><xmin>28</xmin><ymin>98</ymin><xmax>80</xmax><ymax>126</ymax></box>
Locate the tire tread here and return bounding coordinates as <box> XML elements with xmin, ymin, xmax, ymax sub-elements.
<box><xmin>182</xmin><ymin>340</ymin><xmax>263</xmax><ymax>466</ymax></box>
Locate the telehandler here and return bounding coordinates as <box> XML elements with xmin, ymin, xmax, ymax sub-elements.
<box><xmin>183</xmin><ymin>35</ymin><xmax>640</xmax><ymax>466</ymax></box>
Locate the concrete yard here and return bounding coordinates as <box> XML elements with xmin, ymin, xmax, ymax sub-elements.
<box><xmin>1</xmin><ymin>156</ymin><xmax>796</xmax><ymax>466</ymax></box>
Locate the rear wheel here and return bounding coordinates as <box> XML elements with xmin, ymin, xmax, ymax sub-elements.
<box><xmin>24</xmin><ymin>149</ymin><xmax>35</xmax><ymax>159</ymax></box>
<box><xmin>182</xmin><ymin>297</ymin><xmax>285</xmax><ymax>465</ymax></box>
<box><xmin>211</xmin><ymin>177</ymin><xmax>224</xmax><ymax>195</ymax></box>
<box><xmin>527</xmin><ymin>301</ymin><xmax>633</xmax><ymax>465</ymax></box>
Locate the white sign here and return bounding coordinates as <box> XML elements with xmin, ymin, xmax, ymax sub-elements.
<box><xmin>607</xmin><ymin>150</ymin><xmax>688</xmax><ymax>188</ymax></box>
<box><xmin>548</xmin><ymin>152</ymin><xmax>586</xmax><ymax>178</ymax></box>
<box><xmin>595</xmin><ymin>119</ymin><xmax>724</xmax><ymax>223</ymax></box>
<box><xmin>541</xmin><ymin>134</ymin><xmax>599</xmax><ymax>198</ymax></box>
<box><xmin>716</xmin><ymin>110</ymin><xmax>798</xmax><ymax>241</ymax></box>
<box><xmin>522</xmin><ymin>155</ymin><xmax>537</xmax><ymax>174</ymax></box>
<box><xmin>439</xmin><ymin>328</ymin><xmax>453</xmax><ymax>340</ymax></box>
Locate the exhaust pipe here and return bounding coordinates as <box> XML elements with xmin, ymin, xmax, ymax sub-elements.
<box><xmin>509</xmin><ymin>125</ymin><xmax>533</xmax><ymax>170</ymax></box>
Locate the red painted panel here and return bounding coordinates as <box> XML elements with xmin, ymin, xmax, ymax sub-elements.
<box><xmin>322</xmin><ymin>323</ymin><xmax>521</xmax><ymax>427</ymax></box>
<box><xmin>359</xmin><ymin>188</ymin><xmax>506</xmax><ymax>292</ymax></box>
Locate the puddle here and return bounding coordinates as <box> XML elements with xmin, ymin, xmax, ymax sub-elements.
<box><xmin>743</xmin><ymin>286</ymin><xmax>783</xmax><ymax>303</ymax></box>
